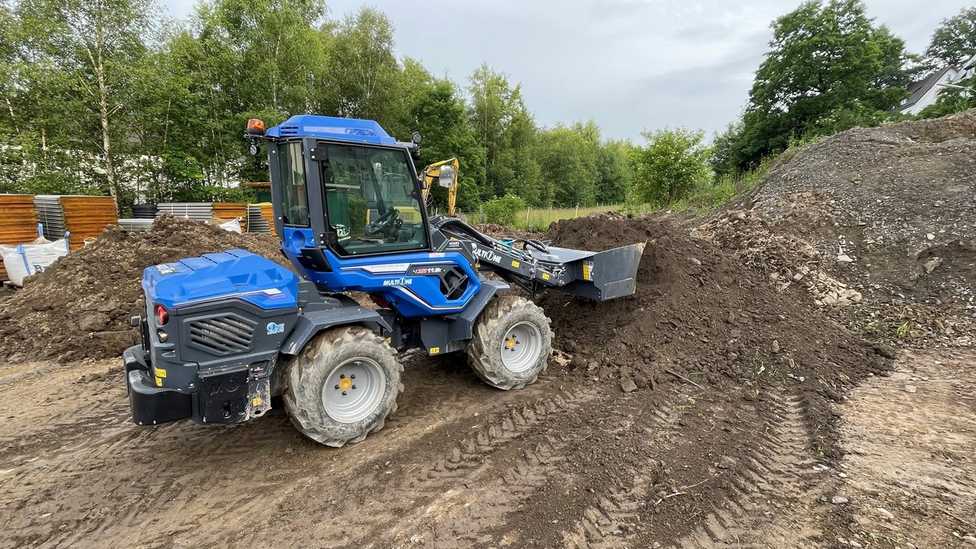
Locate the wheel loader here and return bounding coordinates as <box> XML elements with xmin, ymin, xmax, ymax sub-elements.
<box><xmin>123</xmin><ymin>114</ymin><xmax>644</xmax><ymax>447</ymax></box>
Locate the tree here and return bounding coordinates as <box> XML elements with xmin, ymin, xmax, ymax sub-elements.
<box><xmin>407</xmin><ymin>77</ymin><xmax>485</xmax><ymax>211</ymax></box>
<box><xmin>926</xmin><ymin>7</ymin><xmax>976</xmax><ymax>68</ymax></box>
<box><xmin>534</xmin><ymin>122</ymin><xmax>600</xmax><ymax>207</ymax></box>
<box><xmin>468</xmin><ymin>65</ymin><xmax>539</xmax><ymax>201</ymax></box>
<box><xmin>631</xmin><ymin>129</ymin><xmax>711</xmax><ymax>205</ymax></box>
<box><xmin>727</xmin><ymin>0</ymin><xmax>911</xmax><ymax>172</ymax></box>
<box><xmin>596</xmin><ymin>140</ymin><xmax>635</xmax><ymax>205</ymax></box>
<box><xmin>326</xmin><ymin>8</ymin><xmax>400</xmax><ymax>123</ymax></box>
<box><xmin>16</xmin><ymin>0</ymin><xmax>155</xmax><ymax>198</ymax></box>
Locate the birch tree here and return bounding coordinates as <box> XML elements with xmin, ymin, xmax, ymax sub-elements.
<box><xmin>17</xmin><ymin>0</ymin><xmax>152</xmax><ymax>197</ymax></box>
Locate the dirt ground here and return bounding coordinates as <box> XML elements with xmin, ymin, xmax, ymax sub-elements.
<box><xmin>0</xmin><ymin>347</ymin><xmax>972</xmax><ymax>548</ymax></box>
<box><xmin>0</xmin><ymin>111</ymin><xmax>971</xmax><ymax>547</ymax></box>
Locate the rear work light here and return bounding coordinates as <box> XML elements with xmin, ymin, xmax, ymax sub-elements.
<box><xmin>154</xmin><ymin>304</ymin><xmax>169</xmax><ymax>326</ymax></box>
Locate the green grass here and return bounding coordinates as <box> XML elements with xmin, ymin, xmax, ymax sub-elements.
<box><xmin>472</xmin><ymin>154</ymin><xmax>777</xmax><ymax>231</ymax></box>
<box><xmin>469</xmin><ymin>204</ymin><xmax>624</xmax><ymax>231</ymax></box>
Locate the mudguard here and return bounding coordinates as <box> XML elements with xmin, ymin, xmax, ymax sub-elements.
<box><xmin>280</xmin><ymin>304</ymin><xmax>392</xmax><ymax>356</ymax></box>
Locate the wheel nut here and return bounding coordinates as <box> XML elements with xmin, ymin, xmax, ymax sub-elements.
<box><xmin>352</xmin><ymin>385</ymin><xmax>357</xmax><ymax>390</ymax></box>
<box><xmin>340</xmin><ymin>374</ymin><xmax>345</xmax><ymax>379</ymax></box>
<box><xmin>342</xmin><ymin>391</ymin><xmax>347</xmax><ymax>396</ymax></box>
<box><xmin>351</xmin><ymin>374</ymin><xmax>356</xmax><ymax>379</ymax></box>
<box><xmin>334</xmin><ymin>384</ymin><xmax>340</xmax><ymax>389</ymax></box>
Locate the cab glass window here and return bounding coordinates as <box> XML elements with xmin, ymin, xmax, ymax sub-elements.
<box><xmin>278</xmin><ymin>142</ymin><xmax>309</xmax><ymax>226</ymax></box>
<box><xmin>322</xmin><ymin>144</ymin><xmax>428</xmax><ymax>255</ymax></box>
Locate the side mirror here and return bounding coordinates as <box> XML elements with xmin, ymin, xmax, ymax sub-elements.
<box><xmin>411</xmin><ymin>131</ymin><xmax>422</xmax><ymax>145</ymax></box>
<box><xmin>438</xmin><ymin>165</ymin><xmax>455</xmax><ymax>188</ymax></box>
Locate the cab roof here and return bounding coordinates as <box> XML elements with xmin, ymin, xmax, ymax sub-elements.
<box><xmin>266</xmin><ymin>114</ymin><xmax>397</xmax><ymax>145</ymax></box>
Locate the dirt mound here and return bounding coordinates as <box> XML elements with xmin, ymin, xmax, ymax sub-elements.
<box><xmin>697</xmin><ymin>110</ymin><xmax>976</xmax><ymax>348</ymax></box>
<box><xmin>0</xmin><ymin>216</ymin><xmax>286</xmax><ymax>363</ymax></box>
<box><xmin>540</xmin><ymin>213</ymin><xmax>889</xmax><ymax>406</ymax></box>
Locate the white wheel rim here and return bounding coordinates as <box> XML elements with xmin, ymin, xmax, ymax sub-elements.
<box><xmin>322</xmin><ymin>357</ymin><xmax>386</xmax><ymax>423</ymax></box>
<box><xmin>500</xmin><ymin>321</ymin><xmax>543</xmax><ymax>373</ymax></box>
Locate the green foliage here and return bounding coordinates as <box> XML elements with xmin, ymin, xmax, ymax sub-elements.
<box><xmin>630</xmin><ymin>129</ymin><xmax>711</xmax><ymax>205</ymax></box>
<box><xmin>468</xmin><ymin>65</ymin><xmax>539</xmax><ymax>201</ymax></box>
<box><xmin>926</xmin><ymin>7</ymin><xmax>976</xmax><ymax>68</ymax></box>
<box><xmin>481</xmin><ymin>193</ymin><xmax>526</xmax><ymax>226</ymax></box>
<box><xmin>534</xmin><ymin>122</ymin><xmax>600</xmax><ymax>207</ymax></box>
<box><xmin>720</xmin><ymin>0</ymin><xmax>912</xmax><ymax>174</ymax></box>
<box><xmin>917</xmin><ymin>75</ymin><xmax>976</xmax><ymax>118</ymax></box>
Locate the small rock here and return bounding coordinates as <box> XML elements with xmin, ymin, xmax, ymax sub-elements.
<box><xmin>922</xmin><ymin>256</ymin><xmax>943</xmax><ymax>274</ymax></box>
<box><xmin>837</xmin><ymin>253</ymin><xmax>854</xmax><ymax>263</ymax></box>
<box><xmin>876</xmin><ymin>507</ymin><xmax>894</xmax><ymax>520</ymax></box>
<box><xmin>831</xmin><ymin>495</ymin><xmax>849</xmax><ymax>505</ymax></box>
<box><xmin>904</xmin><ymin>384</ymin><xmax>917</xmax><ymax>394</ymax></box>
<box><xmin>717</xmin><ymin>456</ymin><xmax>737</xmax><ymax>470</ymax></box>
<box><xmin>926</xmin><ymin>233</ymin><xmax>935</xmax><ymax>241</ymax></box>
<box><xmin>771</xmin><ymin>340</ymin><xmax>781</xmax><ymax>353</ymax></box>
<box><xmin>873</xmin><ymin>343</ymin><xmax>897</xmax><ymax>359</ymax></box>
<box><xmin>689</xmin><ymin>257</ymin><xmax>702</xmax><ymax>266</ymax></box>
<box><xmin>78</xmin><ymin>312</ymin><xmax>111</xmax><ymax>333</ymax></box>
<box><xmin>620</xmin><ymin>378</ymin><xmax>638</xmax><ymax>393</ymax></box>
<box><xmin>849</xmin><ymin>540</ymin><xmax>862</xmax><ymax>548</ymax></box>
<box><xmin>792</xmin><ymin>272</ymin><xmax>804</xmax><ymax>282</ymax></box>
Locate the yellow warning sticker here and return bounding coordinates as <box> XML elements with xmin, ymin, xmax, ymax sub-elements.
<box><xmin>154</xmin><ymin>367</ymin><xmax>167</xmax><ymax>378</ymax></box>
<box><xmin>511</xmin><ymin>260</ymin><xmax>520</xmax><ymax>268</ymax></box>
<box><xmin>542</xmin><ymin>272</ymin><xmax>550</xmax><ymax>281</ymax></box>
<box><xmin>155</xmin><ymin>376</ymin><xmax>163</xmax><ymax>387</ymax></box>
<box><xmin>430</xmin><ymin>346</ymin><xmax>441</xmax><ymax>355</ymax></box>
<box><xmin>582</xmin><ymin>262</ymin><xmax>593</xmax><ymax>281</ymax></box>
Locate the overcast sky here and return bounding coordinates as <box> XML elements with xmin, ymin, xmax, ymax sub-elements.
<box><xmin>162</xmin><ymin>0</ymin><xmax>966</xmax><ymax>141</ymax></box>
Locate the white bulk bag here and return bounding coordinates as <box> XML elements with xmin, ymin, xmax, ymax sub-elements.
<box><xmin>218</xmin><ymin>218</ymin><xmax>243</xmax><ymax>234</ymax></box>
<box><xmin>0</xmin><ymin>237</ymin><xmax>70</xmax><ymax>286</ymax></box>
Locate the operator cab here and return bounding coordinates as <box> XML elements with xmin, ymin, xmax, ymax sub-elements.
<box><xmin>256</xmin><ymin>115</ymin><xmax>431</xmax><ymax>259</ymax></box>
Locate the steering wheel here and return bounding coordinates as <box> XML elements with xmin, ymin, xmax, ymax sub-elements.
<box><xmin>364</xmin><ymin>208</ymin><xmax>402</xmax><ymax>238</ymax></box>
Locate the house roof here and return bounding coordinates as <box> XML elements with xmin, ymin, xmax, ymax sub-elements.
<box><xmin>902</xmin><ymin>66</ymin><xmax>952</xmax><ymax>109</ymax></box>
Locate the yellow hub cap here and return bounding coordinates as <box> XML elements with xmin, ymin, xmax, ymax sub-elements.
<box><xmin>338</xmin><ymin>377</ymin><xmax>353</xmax><ymax>391</ymax></box>
<box><xmin>504</xmin><ymin>335</ymin><xmax>518</xmax><ymax>350</ymax></box>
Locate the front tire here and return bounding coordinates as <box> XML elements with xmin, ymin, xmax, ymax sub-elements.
<box><xmin>283</xmin><ymin>326</ymin><xmax>402</xmax><ymax>447</ymax></box>
<box><xmin>467</xmin><ymin>295</ymin><xmax>553</xmax><ymax>390</ymax></box>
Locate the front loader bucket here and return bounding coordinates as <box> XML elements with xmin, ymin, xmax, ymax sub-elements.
<box><xmin>548</xmin><ymin>242</ymin><xmax>646</xmax><ymax>301</ymax></box>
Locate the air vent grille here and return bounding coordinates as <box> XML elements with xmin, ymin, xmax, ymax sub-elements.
<box><xmin>188</xmin><ymin>314</ymin><xmax>256</xmax><ymax>356</ymax></box>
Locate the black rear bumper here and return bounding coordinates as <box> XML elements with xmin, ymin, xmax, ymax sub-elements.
<box><xmin>123</xmin><ymin>345</ymin><xmax>192</xmax><ymax>425</ymax></box>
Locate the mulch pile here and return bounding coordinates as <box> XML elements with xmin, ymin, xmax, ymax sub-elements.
<box><xmin>540</xmin><ymin>213</ymin><xmax>890</xmax><ymax>398</ymax></box>
<box><xmin>0</xmin><ymin>216</ymin><xmax>286</xmax><ymax>362</ymax></box>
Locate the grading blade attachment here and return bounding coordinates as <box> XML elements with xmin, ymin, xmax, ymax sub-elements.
<box><xmin>540</xmin><ymin>242</ymin><xmax>646</xmax><ymax>301</ymax></box>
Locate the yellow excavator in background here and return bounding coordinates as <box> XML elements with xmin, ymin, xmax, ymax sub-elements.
<box><xmin>421</xmin><ymin>158</ymin><xmax>460</xmax><ymax>217</ymax></box>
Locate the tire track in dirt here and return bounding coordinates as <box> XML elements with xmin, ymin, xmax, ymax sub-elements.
<box><xmin>669</xmin><ymin>391</ymin><xmax>827</xmax><ymax>548</ymax></box>
<box><xmin>0</xmin><ymin>358</ymin><xmax>554</xmax><ymax>548</ymax></box>
<box><xmin>254</xmin><ymin>383</ymin><xmax>602</xmax><ymax>548</ymax></box>
<box><xmin>559</xmin><ymin>389</ymin><xmax>691</xmax><ymax>549</ymax></box>
<box><xmin>390</xmin><ymin>386</ymin><xmax>652</xmax><ymax>548</ymax></box>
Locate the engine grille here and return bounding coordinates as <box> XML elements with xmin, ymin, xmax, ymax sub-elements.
<box><xmin>187</xmin><ymin>314</ymin><xmax>256</xmax><ymax>356</ymax></box>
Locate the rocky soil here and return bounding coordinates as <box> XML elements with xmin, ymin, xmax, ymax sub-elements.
<box><xmin>696</xmin><ymin>109</ymin><xmax>976</xmax><ymax>348</ymax></box>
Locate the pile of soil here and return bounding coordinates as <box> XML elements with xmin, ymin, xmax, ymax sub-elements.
<box><xmin>540</xmin><ymin>213</ymin><xmax>890</xmax><ymax>400</ymax></box>
<box><xmin>0</xmin><ymin>216</ymin><xmax>286</xmax><ymax>362</ymax></box>
<box><xmin>697</xmin><ymin>109</ymin><xmax>976</xmax><ymax>347</ymax></box>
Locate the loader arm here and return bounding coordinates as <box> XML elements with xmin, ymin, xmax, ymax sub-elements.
<box><xmin>430</xmin><ymin>217</ymin><xmax>645</xmax><ymax>301</ymax></box>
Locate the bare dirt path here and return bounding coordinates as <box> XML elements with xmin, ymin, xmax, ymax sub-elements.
<box><xmin>0</xmin><ymin>348</ymin><xmax>970</xmax><ymax>548</ymax></box>
<box><xmin>833</xmin><ymin>349</ymin><xmax>976</xmax><ymax>548</ymax></box>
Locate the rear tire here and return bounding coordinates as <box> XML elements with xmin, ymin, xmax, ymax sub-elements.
<box><xmin>467</xmin><ymin>295</ymin><xmax>553</xmax><ymax>390</ymax></box>
<box><xmin>283</xmin><ymin>326</ymin><xmax>402</xmax><ymax>447</ymax></box>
